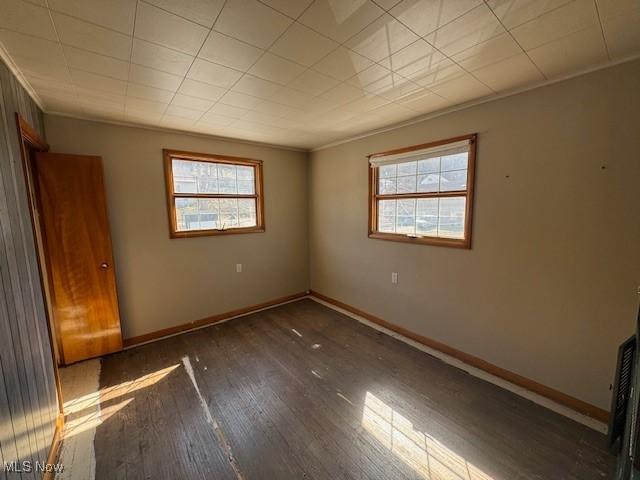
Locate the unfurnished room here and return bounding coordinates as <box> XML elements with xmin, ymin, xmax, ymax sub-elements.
<box><xmin>0</xmin><ymin>0</ymin><xmax>639</xmax><ymax>478</ymax></box>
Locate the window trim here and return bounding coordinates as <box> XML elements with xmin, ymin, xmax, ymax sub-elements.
<box><xmin>367</xmin><ymin>133</ymin><xmax>477</xmax><ymax>249</ymax></box>
<box><xmin>163</xmin><ymin>149</ymin><xmax>265</xmax><ymax>239</ymax></box>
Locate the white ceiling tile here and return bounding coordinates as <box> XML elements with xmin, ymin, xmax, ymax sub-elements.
<box><xmin>125</xmin><ymin>111</ymin><xmax>163</xmax><ymax>123</ymax></box>
<box><xmin>382</xmin><ymin>39</ymin><xmax>446</xmax><ymax>75</ymax></box>
<box><xmin>219</xmin><ymin>90</ymin><xmax>263</xmax><ymax>109</ymax></box>
<box><xmin>342</xmin><ymin>93</ymin><xmax>391</xmax><ymax>112</ymax></box>
<box><xmin>127</xmin><ymin>82</ymin><xmax>176</xmax><ymax>102</ymax></box>
<box><xmin>18</xmin><ymin>58</ymin><xmax>71</xmax><ymax>83</ymax></box>
<box><xmin>165</xmin><ymin>104</ymin><xmax>202</xmax><ymax>120</ymax></box>
<box><xmin>0</xmin><ymin>30</ymin><xmax>66</xmax><ymax>64</ymax></box>
<box><xmin>48</xmin><ymin>0</ymin><xmax>136</xmax><ymax>34</ymax></box>
<box><xmin>298</xmin><ymin>0</ymin><xmax>385</xmax><ymax>43</ymax></box>
<box><xmin>365</xmin><ymin>73</ymin><xmax>422</xmax><ymax>100</ymax></box>
<box><xmin>259</xmin><ymin>0</ymin><xmax>314</xmax><ymax>18</ymax></box>
<box><xmin>526</xmin><ymin>25</ymin><xmax>608</xmax><ymax>78</ymax></box>
<box><xmin>472</xmin><ymin>53</ymin><xmax>544</xmax><ymax>90</ymax></box>
<box><xmin>248</xmin><ymin>53</ymin><xmax>305</xmax><ymax>85</ymax></box>
<box><xmin>320</xmin><ymin>83</ymin><xmax>365</xmax><ymax>103</ymax></box>
<box><xmin>346</xmin><ymin>63</ymin><xmax>391</xmax><ymax>88</ymax></box>
<box><xmin>64</xmin><ymin>46</ymin><xmax>130</xmax><ymax>81</ymax></box>
<box><xmin>287</xmin><ymin>69</ymin><xmax>339</xmax><ymax>96</ymax></box>
<box><xmin>71</xmin><ymin>69</ymin><xmax>128</xmax><ymax>95</ymax></box>
<box><xmin>132</xmin><ymin>39</ymin><xmax>194</xmax><ymax>76</ymax></box>
<box><xmin>0</xmin><ymin>0</ymin><xmax>57</xmax><ymax>40</ymax></box>
<box><xmin>424</xmin><ymin>4</ymin><xmax>506</xmax><ymax>56</ymax></box>
<box><xmin>311</xmin><ymin>46</ymin><xmax>374</xmax><ymax>81</ymax></box>
<box><xmin>266</xmin><ymin>87</ymin><xmax>316</xmax><ymax>109</ymax></box>
<box><xmin>406</xmin><ymin>58</ymin><xmax>465</xmax><ymax>87</ymax></box>
<box><xmin>125</xmin><ymin>96</ymin><xmax>168</xmax><ymax>114</ymax></box>
<box><xmin>595</xmin><ymin>0</ymin><xmax>640</xmax><ymax>59</ymax></box>
<box><xmin>345</xmin><ymin>13</ymin><xmax>419</xmax><ymax>62</ymax></box>
<box><xmin>199</xmin><ymin>112</ymin><xmax>235</xmax><ymax>126</ymax></box>
<box><xmin>187</xmin><ymin>58</ymin><xmax>243</xmax><ymax>88</ymax></box>
<box><xmin>178</xmin><ymin>79</ymin><xmax>227</xmax><ymax>101</ymax></box>
<box><xmin>129</xmin><ymin>64</ymin><xmax>183</xmax><ymax>91</ymax></box>
<box><xmin>134</xmin><ymin>2</ymin><xmax>209</xmax><ymax>55</ymax></box>
<box><xmin>270</xmin><ymin>23</ymin><xmax>339</xmax><ymax>67</ymax></box>
<box><xmin>451</xmin><ymin>33</ymin><xmax>523</xmax><ymax>71</ymax></box>
<box><xmin>161</xmin><ymin>114</ymin><xmax>196</xmax><ymax>128</ymax></box>
<box><xmin>144</xmin><ymin>0</ymin><xmax>225</xmax><ymax>27</ymax></box>
<box><xmin>199</xmin><ymin>31</ymin><xmax>264</xmax><ymax>71</ymax></box>
<box><xmin>214</xmin><ymin>0</ymin><xmax>292</xmax><ymax>48</ymax></box>
<box><xmin>486</xmin><ymin>0</ymin><xmax>574</xmax><ymax>30</ymax></box>
<box><xmin>397</xmin><ymin>89</ymin><xmax>450</xmax><ymax>111</ymax></box>
<box><xmin>209</xmin><ymin>102</ymin><xmax>248</xmax><ymax>118</ymax></box>
<box><xmin>52</xmin><ymin>12</ymin><xmax>132</xmax><ymax>60</ymax></box>
<box><xmin>429</xmin><ymin>73</ymin><xmax>493</xmax><ymax>102</ymax></box>
<box><xmin>390</xmin><ymin>0</ymin><xmax>482</xmax><ymax>37</ymax></box>
<box><xmin>510</xmin><ymin>0</ymin><xmax>598</xmax><ymax>51</ymax></box>
<box><xmin>232</xmin><ymin>75</ymin><xmax>283</xmax><ymax>99</ymax></box>
<box><xmin>171</xmin><ymin>93</ymin><xmax>214</xmax><ymax>111</ymax></box>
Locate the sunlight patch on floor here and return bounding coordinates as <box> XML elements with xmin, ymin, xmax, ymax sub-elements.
<box><xmin>362</xmin><ymin>391</ymin><xmax>495</xmax><ymax>480</ymax></box>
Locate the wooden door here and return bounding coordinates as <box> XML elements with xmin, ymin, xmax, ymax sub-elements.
<box><xmin>35</xmin><ymin>152</ymin><xmax>122</xmax><ymax>364</ymax></box>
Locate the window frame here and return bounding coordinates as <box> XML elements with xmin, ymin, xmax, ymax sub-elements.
<box><xmin>368</xmin><ymin>133</ymin><xmax>477</xmax><ymax>249</ymax></box>
<box><xmin>163</xmin><ymin>149</ymin><xmax>265</xmax><ymax>239</ymax></box>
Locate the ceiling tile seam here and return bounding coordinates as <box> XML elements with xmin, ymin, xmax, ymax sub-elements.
<box><xmin>254</xmin><ymin>0</ymin><xmax>312</xmax><ymax>22</ymax></box>
<box><xmin>123</xmin><ymin>0</ymin><xmax>141</xmax><ymax>117</ymax></box>
<box><xmin>138</xmin><ymin>0</ymin><xmax>214</xmax><ymax>30</ymax></box>
<box><xmin>191</xmin><ymin>0</ymin><xmax>319</xmax><ymax>129</ymax></box>
<box><xmin>379</xmin><ymin>6</ymin><xmax>499</xmax><ymax>97</ymax></box>
<box><xmin>482</xmin><ymin>0</ymin><xmax>548</xmax><ymax>81</ymax></box>
<box><xmin>42</xmin><ymin>0</ymin><xmax>82</xmax><ymax>111</ymax></box>
<box><xmin>592</xmin><ymin>0</ymin><xmax>612</xmax><ymax>61</ymax></box>
<box><xmin>370</xmin><ymin>0</ymin><xmax>401</xmax><ymax>12</ymax></box>
<box><xmin>157</xmin><ymin>0</ymin><xmax>231</xmax><ymax>122</ymax></box>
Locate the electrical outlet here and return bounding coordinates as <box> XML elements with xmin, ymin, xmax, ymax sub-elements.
<box><xmin>236</xmin><ymin>263</ymin><xmax>242</xmax><ymax>273</ymax></box>
<box><xmin>391</xmin><ymin>272</ymin><xmax>398</xmax><ymax>284</ymax></box>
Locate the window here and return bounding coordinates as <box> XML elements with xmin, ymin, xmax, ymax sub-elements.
<box><xmin>368</xmin><ymin>134</ymin><xmax>476</xmax><ymax>248</ymax></box>
<box><xmin>163</xmin><ymin>149</ymin><xmax>264</xmax><ymax>238</ymax></box>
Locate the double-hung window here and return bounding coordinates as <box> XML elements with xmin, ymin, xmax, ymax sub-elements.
<box><xmin>164</xmin><ymin>149</ymin><xmax>264</xmax><ymax>238</ymax></box>
<box><xmin>368</xmin><ymin>134</ymin><xmax>476</xmax><ymax>248</ymax></box>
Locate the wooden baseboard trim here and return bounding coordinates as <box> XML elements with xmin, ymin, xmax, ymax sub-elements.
<box><xmin>43</xmin><ymin>413</ymin><xmax>64</xmax><ymax>479</ymax></box>
<box><xmin>310</xmin><ymin>290</ymin><xmax>609</xmax><ymax>423</ymax></box>
<box><xmin>123</xmin><ymin>291</ymin><xmax>309</xmax><ymax>347</ymax></box>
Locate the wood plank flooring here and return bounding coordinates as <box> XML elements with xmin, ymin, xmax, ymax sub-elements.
<box><xmin>89</xmin><ymin>299</ymin><xmax>615</xmax><ymax>479</ymax></box>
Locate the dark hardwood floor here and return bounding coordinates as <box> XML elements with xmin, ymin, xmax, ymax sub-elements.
<box><xmin>92</xmin><ymin>299</ymin><xmax>615</xmax><ymax>479</ymax></box>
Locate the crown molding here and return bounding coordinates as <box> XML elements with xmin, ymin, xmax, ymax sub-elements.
<box><xmin>0</xmin><ymin>42</ymin><xmax>45</xmax><ymax>110</ymax></box>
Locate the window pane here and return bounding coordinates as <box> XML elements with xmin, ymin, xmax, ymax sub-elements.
<box><xmin>218</xmin><ymin>198</ymin><xmax>239</xmax><ymax>229</ymax></box>
<box><xmin>417</xmin><ymin>173</ymin><xmax>439</xmax><ymax>193</ymax></box>
<box><xmin>417</xmin><ymin>157</ymin><xmax>440</xmax><ymax>174</ymax></box>
<box><xmin>439</xmin><ymin>169</ymin><xmax>467</xmax><ymax>191</ymax></box>
<box><xmin>397</xmin><ymin>161</ymin><xmax>417</xmax><ymax>176</ymax></box>
<box><xmin>379</xmin><ymin>178</ymin><xmax>396</xmax><ymax>194</ymax></box>
<box><xmin>396</xmin><ymin>199</ymin><xmax>416</xmax><ymax>234</ymax></box>
<box><xmin>396</xmin><ymin>175</ymin><xmax>417</xmax><ymax>194</ymax></box>
<box><xmin>175</xmin><ymin>198</ymin><xmax>219</xmax><ymax>231</ymax></box>
<box><xmin>438</xmin><ymin>197</ymin><xmax>466</xmax><ymax>238</ymax></box>
<box><xmin>172</xmin><ymin>159</ymin><xmax>256</xmax><ymax>195</ymax></box>
<box><xmin>238</xmin><ymin>198</ymin><xmax>257</xmax><ymax>227</ymax></box>
<box><xmin>416</xmin><ymin>198</ymin><xmax>438</xmax><ymax>236</ymax></box>
<box><xmin>441</xmin><ymin>152</ymin><xmax>468</xmax><ymax>172</ymax></box>
<box><xmin>378</xmin><ymin>199</ymin><xmax>396</xmax><ymax>233</ymax></box>
<box><xmin>379</xmin><ymin>164</ymin><xmax>397</xmax><ymax>178</ymax></box>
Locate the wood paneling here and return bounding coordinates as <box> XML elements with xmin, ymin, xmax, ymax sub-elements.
<box><xmin>310</xmin><ymin>290</ymin><xmax>610</xmax><ymax>423</ymax></box>
<box><xmin>0</xmin><ymin>59</ymin><xmax>59</xmax><ymax>474</ymax></box>
<box><xmin>35</xmin><ymin>152</ymin><xmax>123</xmax><ymax>364</ymax></box>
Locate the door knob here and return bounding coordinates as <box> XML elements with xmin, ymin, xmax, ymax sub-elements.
<box><xmin>100</xmin><ymin>262</ymin><xmax>109</xmax><ymax>269</ymax></box>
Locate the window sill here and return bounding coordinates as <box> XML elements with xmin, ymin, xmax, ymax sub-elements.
<box><xmin>368</xmin><ymin>232</ymin><xmax>470</xmax><ymax>249</ymax></box>
<box><xmin>170</xmin><ymin>227</ymin><xmax>265</xmax><ymax>239</ymax></box>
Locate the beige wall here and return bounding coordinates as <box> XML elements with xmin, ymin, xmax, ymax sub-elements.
<box><xmin>309</xmin><ymin>59</ymin><xmax>640</xmax><ymax>411</ymax></box>
<box><xmin>44</xmin><ymin>116</ymin><xmax>309</xmax><ymax>339</ymax></box>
